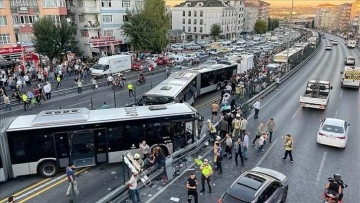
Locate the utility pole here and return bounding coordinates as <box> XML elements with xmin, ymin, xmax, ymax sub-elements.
<box><xmin>285</xmin><ymin>0</ymin><xmax>295</xmax><ymax>73</ymax></box>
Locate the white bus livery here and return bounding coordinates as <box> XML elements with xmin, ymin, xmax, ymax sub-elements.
<box><xmin>0</xmin><ymin>103</ymin><xmax>199</xmax><ymax>181</ymax></box>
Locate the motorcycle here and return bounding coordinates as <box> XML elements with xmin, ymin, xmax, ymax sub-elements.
<box><xmin>323</xmin><ymin>175</ymin><xmax>347</xmax><ymax>203</ymax></box>
<box><xmin>112</xmin><ymin>78</ymin><xmax>124</xmax><ymax>90</ymax></box>
<box><xmin>136</xmin><ymin>77</ymin><xmax>146</xmax><ymax>85</ymax></box>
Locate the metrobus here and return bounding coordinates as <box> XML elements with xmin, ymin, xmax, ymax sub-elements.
<box><xmin>0</xmin><ymin>103</ymin><xmax>199</xmax><ymax>181</ymax></box>
<box><xmin>136</xmin><ymin>63</ymin><xmax>238</xmax><ymax>106</ymax></box>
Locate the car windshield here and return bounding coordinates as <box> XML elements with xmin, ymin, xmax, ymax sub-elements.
<box><xmin>322</xmin><ymin>124</ymin><xmax>344</xmax><ymax>134</ymax></box>
<box><xmin>222</xmin><ymin>193</ymin><xmax>250</xmax><ymax>203</ymax></box>
<box><xmin>92</xmin><ymin>64</ymin><xmax>108</xmax><ymax>70</ymax></box>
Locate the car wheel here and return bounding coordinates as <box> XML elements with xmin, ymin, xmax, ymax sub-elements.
<box><xmin>38</xmin><ymin>161</ymin><xmax>58</xmax><ymax>178</ymax></box>
<box><xmin>280</xmin><ymin>189</ymin><xmax>288</xmax><ymax>203</ymax></box>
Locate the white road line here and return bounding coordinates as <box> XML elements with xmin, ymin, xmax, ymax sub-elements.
<box><xmin>67</xmin><ymin>100</ymin><xmax>91</xmax><ymax>107</ymax></box>
<box><xmin>315</xmin><ymin>152</ymin><xmax>327</xmax><ymax>185</ymax></box>
<box><xmin>335</xmin><ymin>110</ymin><xmax>338</xmax><ymax>118</ymax></box>
<box><xmin>255</xmin><ymin>139</ymin><xmax>279</xmax><ymax>167</ymax></box>
<box><xmin>292</xmin><ymin>106</ymin><xmax>301</xmax><ymax>119</ymax></box>
<box><xmin>339</xmin><ymin>90</ymin><xmax>343</xmax><ymax>98</ymax></box>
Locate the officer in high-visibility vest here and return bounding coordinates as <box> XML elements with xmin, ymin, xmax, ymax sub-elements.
<box><xmin>199</xmin><ymin>158</ymin><xmax>213</xmax><ymax>193</ymax></box>
<box><xmin>127</xmin><ymin>82</ymin><xmax>134</xmax><ymax>98</ymax></box>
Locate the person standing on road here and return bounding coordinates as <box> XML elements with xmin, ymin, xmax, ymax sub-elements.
<box><xmin>218</xmin><ymin>117</ymin><xmax>228</xmax><ymax>139</ymax></box>
<box><xmin>3</xmin><ymin>94</ymin><xmax>11</xmax><ymax>111</ymax></box>
<box><xmin>126</xmin><ymin>171</ymin><xmax>141</xmax><ymax>203</ymax></box>
<box><xmin>252</xmin><ymin>99</ymin><xmax>261</xmax><ymax>119</ymax></box>
<box><xmin>232</xmin><ymin>114</ymin><xmax>241</xmax><ymax>138</ymax></box>
<box><xmin>44</xmin><ymin>82</ymin><xmax>51</xmax><ymax>100</ymax></box>
<box><xmin>76</xmin><ymin>79</ymin><xmax>83</xmax><ymax>94</ymax></box>
<box><xmin>199</xmin><ymin>159</ymin><xmax>213</xmax><ymax>193</ymax></box>
<box><xmin>56</xmin><ymin>74</ymin><xmax>61</xmax><ymax>89</ymax></box>
<box><xmin>127</xmin><ymin>82</ymin><xmax>135</xmax><ymax>98</ymax></box>
<box><xmin>91</xmin><ymin>77</ymin><xmax>97</xmax><ymax>90</ymax></box>
<box><xmin>275</xmin><ymin>75</ymin><xmax>280</xmax><ymax>90</ymax></box>
<box><xmin>282</xmin><ymin>134</ymin><xmax>294</xmax><ymax>163</ymax></box>
<box><xmin>101</xmin><ymin>102</ymin><xmax>109</xmax><ymax>109</ymax></box>
<box><xmin>21</xmin><ymin>92</ymin><xmax>31</xmax><ymax>111</ymax></box>
<box><xmin>206</xmin><ymin>119</ymin><xmax>217</xmax><ymax>142</ymax></box>
<box><xmin>210</xmin><ymin>101</ymin><xmax>219</xmax><ymax>121</ymax></box>
<box><xmin>256</xmin><ymin>132</ymin><xmax>266</xmax><ymax>155</ymax></box>
<box><xmin>224</xmin><ymin>133</ymin><xmax>232</xmax><ymax>159</ymax></box>
<box><xmin>107</xmin><ymin>75</ymin><xmax>113</xmax><ymax>86</ymax></box>
<box><xmin>186</xmin><ymin>172</ymin><xmax>198</xmax><ymax>203</ymax></box>
<box><xmin>243</xmin><ymin>132</ymin><xmax>250</xmax><ymax>159</ymax></box>
<box><xmin>234</xmin><ymin>137</ymin><xmax>244</xmax><ymax>166</ymax></box>
<box><xmin>240</xmin><ymin>117</ymin><xmax>248</xmax><ymax>140</ymax></box>
<box><xmin>215</xmin><ymin>142</ymin><xmax>223</xmax><ymax>174</ymax></box>
<box><xmin>267</xmin><ymin>118</ymin><xmax>276</xmax><ymax>143</ymax></box>
<box><xmin>252</xmin><ymin>123</ymin><xmax>265</xmax><ymax>146</ymax></box>
<box><xmin>65</xmin><ymin>163</ymin><xmax>80</xmax><ymax>197</ymax></box>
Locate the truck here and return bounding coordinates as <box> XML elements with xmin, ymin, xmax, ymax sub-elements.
<box><xmin>346</xmin><ymin>39</ymin><xmax>357</xmax><ymax>48</ymax></box>
<box><xmin>340</xmin><ymin>66</ymin><xmax>360</xmax><ymax>89</ymax></box>
<box><xmin>91</xmin><ymin>55</ymin><xmax>131</xmax><ymax>77</ymax></box>
<box><xmin>300</xmin><ymin>80</ymin><xmax>332</xmax><ymax>110</ymax></box>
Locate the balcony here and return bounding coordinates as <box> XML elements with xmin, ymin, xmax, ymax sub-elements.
<box><xmin>77</xmin><ymin>6</ymin><xmax>99</xmax><ymax>14</ymax></box>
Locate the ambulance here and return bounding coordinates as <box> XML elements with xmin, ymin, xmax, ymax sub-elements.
<box><xmin>341</xmin><ymin>66</ymin><xmax>360</xmax><ymax>89</ymax></box>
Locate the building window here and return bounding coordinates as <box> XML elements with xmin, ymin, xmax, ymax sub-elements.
<box><xmin>183</xmin><ymin>11</ymin><xmax>185</xmax><ymax>16</ymax></box>
<box><xmin>134</xmin><ymin>1</ymin><xmax>143</xmax><ymax>9</ymax></box>
<box><xmin>77</xmin><ymin>0</ymin><xmax>83</xmax><ymax>7</ymax></box>
<box><xmin>44</xmin><ymin>15</ymin><xmax>60</xmax><ymax>23</ymax></box>
<box><xmin>0</xmin><ymin>16</ymin><xmax>7</xmax><ymax>25</ymax></box>
<box><xmin>122</xmin><ymin>1</ymin><xmax>130</xmax><ymax>8</ymax></box>
<box><xmin>183</xmin><ymin>26</ymin><xmax>185</xmax><ymax>31</ymax></box>
<box><xmin>12</xmin><ymin>15</ymin><xmax>39</xmax><ymax>25</ymax></box>
<box><xmin>0</xmin><ymin>0</ymin><xmax>4</xmax><ymax>7</ymax></box>
<box><xmin>103</xmin><ymin>30</ymin><xmax>113</xmax><ymax>36</ymax></box>
<box><xmin>102</xmin><ymin>15</ymin><xmax>113</xmax><ymax>23</ymax></box>
<box><xmin>200</xmin><ymin>19</ymin><xmax>203</xmax><ymax>25</ymax></box>
<box><xmin>101</xmin><ymin>0</ymin><xmax>111</xmax><ymax>8</ymax></box>
<box><xmin>200</xmin><ymin>27</ymin><xmax>203</xmax><ymax>33</ymax></box>
<box><xmin>188</xmin><ymin>19</ymin><xmax>191</xmax><ymax>24</ymax></box>
<box><xmin>78</xmin><ymin>15</ymin><xmax>84</xmax><ymax>22</ymax></box>
<box><xmin>42</xmin><ymin>0</ymin><xmax>66</xmax><ymax>7</ymax></box>
<box><xmin>188</xmin><ymin>11</ymin><xmax>191</xmax><ymax>17</ymax></box>
<box><xmin>80</xmin><ymin>30</ymin><xmax>88</xmax><ymax>37</ymax></box>
<box><xmin>194</xmin><ymin>11</ymin><xmax>197</xmax><ymax>17</ymax></box>
<box><xmin>194</xmin><ymin>19</ymin><xmax>197</xmax><ymax>25</ymax></box>
<box><xmin>200</xmin><ymin>11</ymin><xmax>203</xmax><ymax>17</ymax></box>
<box><xmin>188</xmin><ymin>26</ymin><xmax>191</xmax><ymax>32</ymax></box>
<box><xmin>193</xmin><ymin>27</ymin><xmax>196</xmax><ymax>32</ymax></box>
<box><xmin>10</xmin><ymin>0</ymin><xmax>37</xmax><ymax>7</ymax></box>
<box><xmin>182</xmin><ymin>19</ymin><xmax>185</xmax><ymax>24</ymax></box>
<box><xmin>123</xmin><ymin>15</ymin><xmax>129</xmax><ymax>22</ymax></box>
<box><xmin>0</xmin><ymin>34</ymin><xmax>11</xmax><ymax>44</ymax></box>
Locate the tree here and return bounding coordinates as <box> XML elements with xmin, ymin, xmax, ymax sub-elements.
<box><xmin>267</xmin><ymin>18</ymin><xmax>280</xmax><ymax>31</ymax></box>
<box><xmin>254</xmin><ymin>20</ymin><xmax>267</xmax><ymax>34</ymax></box>
<box><xmin>210</xmin><ymin>24</ymin><xmax>222</xmax><ymax>41</ymax></box>
<box><xmin>32</xmin><ymin>17</ymin><xmax>77</xmax><ymax>69</ymax></box>
<box><xmin>121</xmin><ymin>0</ymin><xmax>170</xmax><ymax>53</ymax></box>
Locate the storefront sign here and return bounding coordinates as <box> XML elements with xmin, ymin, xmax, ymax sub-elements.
<box><xmin>89</xmin><ymin>37</ymin><xmax>116</xmax><ymax>43</ymax></box>
<box><xmin>18</xmin><ymin>7</ymin><xmax>29</xmax><ymax>14</ymax></box>
<box><xmin>90</xmin><ymin>41</ymin><xmax>123</xmax><ymax>48</ymax></box>
<box><xmin>0</xmin><ymin>47</ymin><xmax>26</xmax><ymax>55</ymax></box>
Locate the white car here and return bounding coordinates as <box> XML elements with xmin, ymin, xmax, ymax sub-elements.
<box><xmin>325</xmin><ymin>45</ymin><xmax>332</xmax><ymax>50</ymax></box>
<box><xmin>317</xmin><ymin>118</ymin><xmax>350</xmax><ymax>148</ymax></box>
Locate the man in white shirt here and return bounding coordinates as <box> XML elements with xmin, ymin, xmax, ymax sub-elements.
<box><xmin>126</xmin><ymin>172</ymin><xmax>141</xmax><ymax>203</ymax></box>
<box><xmin>44</xmin><ymin>82</ymin><xmax>52</xmax><ymax>100</ymax></box>
<box><xmin>107</xmin><ymin>75</ymin><xmax>113</xmax><ymax>86</ymax></box>
<box><xmin>243</xmin><ymin>132</ymin><xmax>249</xmax><ymax>159</ymax></box>
<box><xmin>252</xmin><ymin>99</ymin><xmax>261</xmax><ymax>119</ymax></box>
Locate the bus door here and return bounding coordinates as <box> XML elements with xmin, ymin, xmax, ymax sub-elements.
<box><xmin>69</xmin><ymin>130</ymin><xmax>96</xmax><ymax>168</ymax></box>
<box><xmin>94</xmin><ymin>129</ymin><xmax>107</xmax><ymax>164</ymax></box>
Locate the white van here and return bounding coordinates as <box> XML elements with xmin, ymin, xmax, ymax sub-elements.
<box><xmin>341</xmin><ymin>66</ymin><xmax>360</xmax><ymax>89</ymax></box>
<box><xmin>170</xmin><ymin>55</ymin><xmax>185</xmax><ymax>63</ymax></box>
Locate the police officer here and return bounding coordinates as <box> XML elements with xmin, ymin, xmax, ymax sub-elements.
<box><xmin>127</xmin><ymin>82</ymin><xmax>134</xmax><ymax>98</ymax></box>
<box><xmin>199</xmin><ymin>159</ymin><xmax>213</xmax><ymax>193</ymax></box>
<box><xmin>186</xmin><ymin>172</ymin><xmax>198</xmax><ymax>203</ymax></box>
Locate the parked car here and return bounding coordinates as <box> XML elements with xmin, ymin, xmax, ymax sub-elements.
<box><xmin>131</xmin><ymin>62</ymin><xmax>144</xmax><ymax>71</ymax></box>
<box><xmin>169</xmin><ymin>65</ymin><xmax>187</xmax><ymax>74</ymax></box>
<box><xmin>218</xmin><ymin>167</ymin><xmax>288</xmax><ymax>203</ymax></box>
<box><xmin>155</xmin><ymin>56</ymin><xmax>172</xmax><ymax>65</ymax></box>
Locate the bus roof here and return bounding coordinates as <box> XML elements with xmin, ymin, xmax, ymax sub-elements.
<box><xmin>7</xmin><ymin>103</ymin><xmax>197</xmax><ymax>131</ymax></box>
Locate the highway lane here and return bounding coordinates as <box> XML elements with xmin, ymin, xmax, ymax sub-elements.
<box><xmin>131</xmin><ymin>34</ymin><xmax>360</xmax><ymax>202</ymax></box>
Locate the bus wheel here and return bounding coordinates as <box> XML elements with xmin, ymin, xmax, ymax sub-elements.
<box><xmin>38</xmin><ymin>161</ymin><xmax>58</xmax><ymax>178</ymax></box>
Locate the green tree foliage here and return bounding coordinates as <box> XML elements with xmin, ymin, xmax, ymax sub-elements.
<box><xmin>254</xmin><ymin>20</ymin><xmax>267</xmax><ymax>34</ymax></box>
<box><xmin>210</xmin><ymin>24</ymin><xmax>222</xmax><ymax>41</ymax></box>
<box><xmin>267</xmin><ymin>18</ymin><xmax>280</xmax><ymax>31</ymax></box>
<box><xmin>32</xmin><ymin>17</ymin><xmax>77</xmax><ymax>69</ymax></box>
<box><xmin>121</xmin><ymin>0</ymin><xmax>170</xmax><ymax>53</ymax></box>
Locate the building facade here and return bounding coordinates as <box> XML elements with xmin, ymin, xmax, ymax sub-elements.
<box><xmin>336</xmin><ymin>3</ymin><xmax>351</xmax><ymax>32</ymax></box>
<box><xmin>0</xmin><ymin>0</ymin><xmax>68</xmax><ymax>60</ymax></box>
<box><xmin>171</xmin><ymin>0</ymin><xmax>244</xmax><ymax>40</ymax></box>
<box><xmin>67</xmin><ymin>0</ymin><xmax>144</xmax><ymax>56</ymax></box>
<box><xmin>314</xmin><ymin>4</ymin><xmax>337</xmax><ymax>31</ymax></box>
<box><xmin>258</xmin><ymin>0</ymin><xmax>269</xmax><ymax>21</ymax></box>
<box><xmin>350</xmin><ymin>0</ymin><xmax>360</xmax><ymax>33</ymax></box>
<box><xmin>243</xmin><ymin>2</ymin><xmax>258</xmax><ymax>33</ymax></box>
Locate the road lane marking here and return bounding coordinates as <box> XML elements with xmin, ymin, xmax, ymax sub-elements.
<box><xmin>11</xmin><ymin>167</ymin><xmax>89</xmax><ymax>203</ymax></box>
<box><xmin>315</xmin><ymin>152</ymin><xmax>327</xmax><ymax>185</ymax></box>
<box><xmin>292</xmin><ymin>106</ymin><xmax>301</xmax><ymax>119</ymax></box>
<box><xmin>0</xmin><ymin>178</ymin><xmax>51</xmax><ymax>203</ymax></box>
<box><xmin>339</xmin><ymin>90</ymin><xmax>343</xmax><ymax>98</ymax></box>
<box><xmin>255</xmin><ymin>139</ymin><xmax>279</xmax><ymax>167</ymax></box>
<box><xmin>335</xmin><ymin>110</ymin><xmax>338</xmax><ymax>118</ymax></box>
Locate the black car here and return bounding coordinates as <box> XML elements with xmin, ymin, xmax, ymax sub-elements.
<box><xmin>219</xmin><ymin>167</ymin><xmax>288</xmax><ymax>203</ymax></box>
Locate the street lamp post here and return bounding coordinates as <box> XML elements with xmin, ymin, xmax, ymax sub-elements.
<box><xmin>285</xmin><ymin>0</ymin><xmax>295</xmax><ymax>73</ymax></box>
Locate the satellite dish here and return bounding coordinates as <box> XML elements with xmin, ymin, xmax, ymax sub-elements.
<box><xmin>66</xmin><ymin>18</ymin><xmax>71</xmax><ymax>23</ymax></box>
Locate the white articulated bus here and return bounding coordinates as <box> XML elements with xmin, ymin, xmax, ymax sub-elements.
<box><xmin>137</xmin><ymin>63</ymin><xmax>238</xmax><ymax>106</ymax></box>
<box><xmin>0</xmin><ymin>103</ymin><xmax>199</xmax><ymax>181</ymax></box>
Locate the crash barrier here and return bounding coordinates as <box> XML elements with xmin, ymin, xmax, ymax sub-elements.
<box><xmin>243</xmin><ymin>32</ymin><xmax>322</xmax><ymax>109</ymax></box>
<box><xmin>96</xmin><ymin>123</ymin><xmax>213</xmax><ymax>203</ymax></box>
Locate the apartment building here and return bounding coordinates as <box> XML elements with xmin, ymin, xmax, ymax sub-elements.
<box><xmin>67</xmin><ymin>0</ymin><xmax>144</xmax><ymax>56</ymax></box>
<box><xmin>171</xmin><ymin>0</ymin><xmax>244</xmax><ymax>40</ymax></box>
<box><xmin>0</xmin><ymin>0</ymin><xmax>67</xmax><ymax>60</ymax></box>
<box><xmin>258</xmin><ymin>0</ymin><xmax>269</xmax><ymax>21</ymax></box>
<box><xmin>314</xmin><ymin>3</ymin><xmax>337</xmax><ymax>31</ymax></box>
<box><xmin>336</xmin><ymin>3</ymin><xmax>351</xmax><ymax>32</ymax></box>
<box><xmin>350</xmin><ymin>0</ymin><xmax>360</xmax><ymax>33</ymax></box>
<box><xmin>244</xmin><ymin>2</ymin><xmax>258</xmax><ymax>33</ymax></box>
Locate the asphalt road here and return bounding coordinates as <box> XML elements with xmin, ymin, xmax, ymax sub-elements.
<box><xmin>115</xmin><ymin>34</ymin><xmax>360</xmax><ymax>203</ymax></box>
